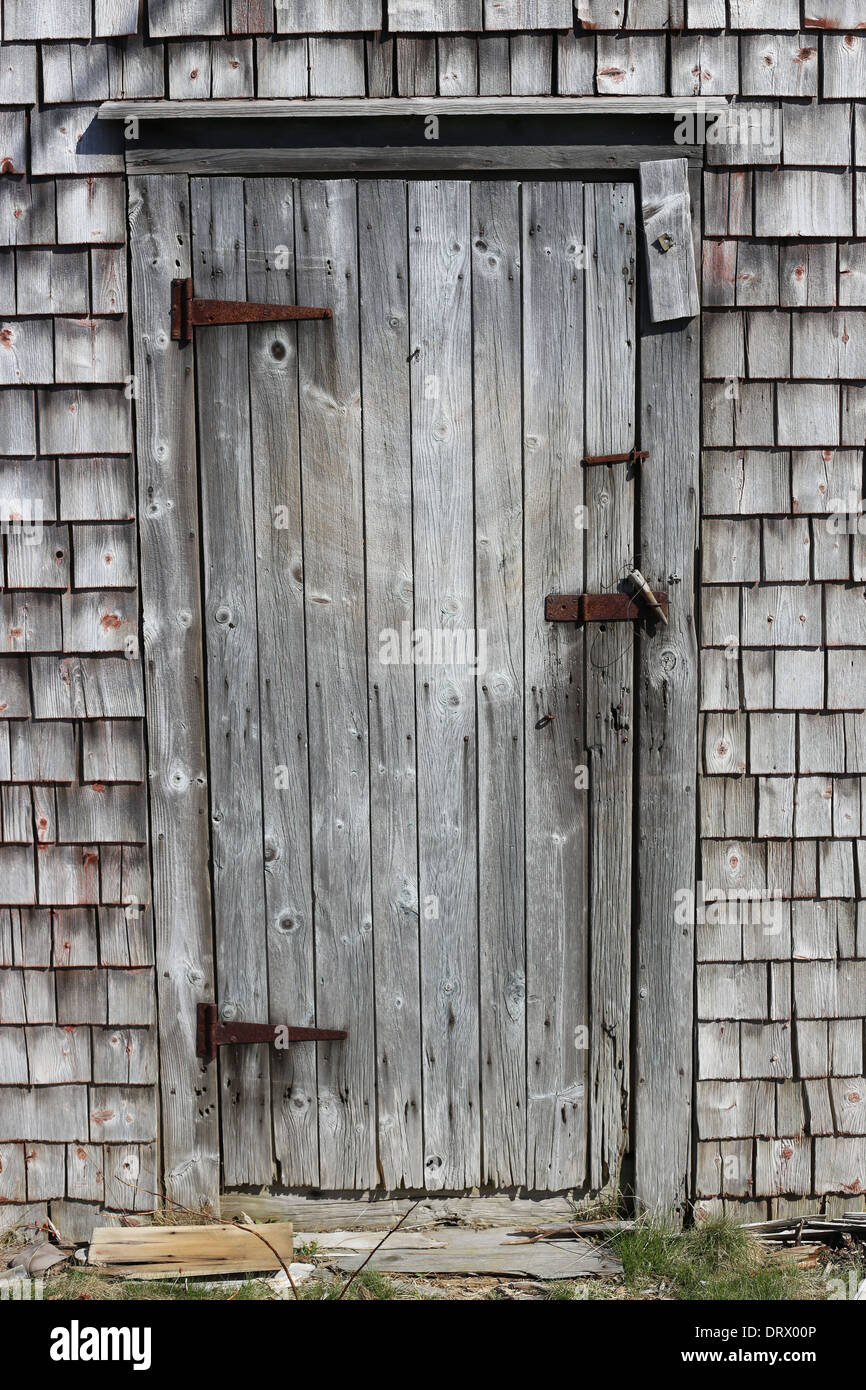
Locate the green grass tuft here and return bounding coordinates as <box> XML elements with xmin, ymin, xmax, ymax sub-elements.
<box><xmin>612</xmin><ymin>1216</ymin><xmax>824</xmax><ymax>1302</ymax></box>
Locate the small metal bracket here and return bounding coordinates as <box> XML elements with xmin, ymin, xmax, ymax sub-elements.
<box><xmin>545</xmin><ymin>590</ymin><xmax>669</xmax><ymax>624</ymax></box>
<box><xmin>196</xmin><ymin>1002</ymin><xmax>347</xmax><ymax>1063</ymax></box>
<box><xmin>171</xmin><ymin>277</ymin><xmax>333</xmax><ymax>344</ymax></box>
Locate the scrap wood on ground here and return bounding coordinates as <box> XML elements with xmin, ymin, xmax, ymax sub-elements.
<box><xmin>87</xmin><ymin>1221</ymin><xmax>296</xmax><ymax>1279</ymax></box>
<box><xmin>2</xmin><ymin>1208</ymin><xmax>864</xmax><ymax>1301</ymax></box>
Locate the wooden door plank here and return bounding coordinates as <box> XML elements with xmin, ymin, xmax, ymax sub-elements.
<box><xmin>191</xmin><ymin>177</ymin><xmax>273</xmax><ymax>1187</ymax></box>
<box><xmin>471</xmin><ymin>180</ymin><xmax>526</xmax><ymax>1188</ymax></box>
<box><xmin>358</xmin><ymin>179</ymin><xmax>424</xmax><ymax>1190</ymax></box>
<box><xmin>409</xmin><ymin>180</ymin><xmax>480</xmax><ymax>1190</ymax></box>
<box><xmin>634</xmin><ymin>170</ymin><xmax>701</xmax><ymax>1225</ymax></box>
<box><xmin>243</xmin><ymin>178</ymin><xmax>318</xmax><ymax>1188</ymax></box>
<box><xmin>583</xmin><ymin>182</ymin><xmax>637</xmax><ymax>1194</ymax></box>
<box><xmin>127</xmin><ymin>175</ymin><xmax>219</xmax><ymax>1211</ymax></box>
<box><xmin>522</xmin><ymin>182</ymin><xmax>588</xmax><ymax>1191</ymax></box>
<box><xmin>294</xmin><ymin>180</ymin><xmax>377</xmax><ymax>1189</ymax></box>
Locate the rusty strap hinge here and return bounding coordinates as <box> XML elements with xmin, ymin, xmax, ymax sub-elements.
<box><xmin>171</xmin><ymin>277</ymin><xmax>333</xmax><ymax>344</ymax></box>
<box><xmin>545</xmin><ymin>590</ymin><xmax>669</xmax><ymax>624</ymax></box>
<box><xmin>196</xmin><ymin>1002</ymin><xmax>347</xmax><ymax>1063</ymax></box>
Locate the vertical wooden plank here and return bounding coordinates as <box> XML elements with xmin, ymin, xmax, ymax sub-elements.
<box><xmin>127</xmin><ymin>175</ymin><xmax>219</xmax><ymax>1211</ymax></box>
<box><xmin>294</xmin><ymin>180</ymin><xmax>376</xmax><ymax>1190</ymax></box>
<box><xmin>190</xmin><ymin>177</ymin><xmax>273</xmax><ymax>1187</ymax></box>
<box><xmin>640</xmin><ymin>159</ymin><xmax>700</xmax><ymax>324</ymax></box>
<box><xmin>634</xmin><ymin>172</ymin><xmax>701</xmax><ymax>1224</ymax></box>
<box><xmin>409</xmin><ymin>180</ymin><xmax>480</xmax><ymax>1191</ymax></box>
<box><xmin>471</xmin><ymin>180</ymin><xmax>525</xmax><ymax>1188</ymax></box>
<box><xmin>243</xmin><ymin>178</ymin><xmax>318</xmax><ymax>1188</ymax></box>
<box><xmin>584</xmin><ymin>182</ymin><xmax>637</xmax><ymax>1193</ymax></box>
<box><xmin>523</xmin><ymin>182</ymin><xmax>588</xmax><ymax>1191</ymax></box>
<box><xmin>358</xmin><ymin>179</ymin><xmax>423</xmax><ymax>1190</ymax></box>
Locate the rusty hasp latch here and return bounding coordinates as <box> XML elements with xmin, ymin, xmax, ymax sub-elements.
<box><xmin>171</xmin><ymin>277</ymin><xmax>333</xmax><ymax>344</ymax></box>
<box><xmin>545</xmin><ymin>578</ymin><xmax>669</xmax><ymax>626</ymax></box>
<box><xmin>196</xmin><ymin>1002</ymin><xmax>347</xmax><ymax>1063</ymax></box>
<box><xmin>582</xmin><ymin>449</ymin><xmax>649</xmax><ymax>467</ymax></box>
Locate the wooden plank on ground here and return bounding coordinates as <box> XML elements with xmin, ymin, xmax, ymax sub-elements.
<box><xmin>634</xmin><ymin>169</ymin><xmax>701</xmax><ymax>1225</ymax></box>
<box><xmin>127</xmin><ymin>174</ymin><xmax>219</xmax><ymax>1211</ymax></box>
<box><xmin>88</xmin><ymin>1223</ymin><xmax>294</xmax><ymax>1278</ymax></box>
<box><xmin>191</xmin><ymin>177</ymin><xmax>273</xmax><ymax>1187</ymax></box>
<box><xmin>244</xmin><ymin>177</ymin><xmax>318</xmax><ymax>1189</ymax></box>
<box><xmin>640</xmin><ymin>158</ymin><xmax>700</xmax><ymax>323</ymax></box>
<box><xmin>583</xmin><ymin>181</ymin><xmax>637</xmax><ymax>1194</ymax></box>
<box><xmin>472</xmin><ymin>179</ymin><xmax>525</xmax><ymax>1189</ymax></box>
<box><xmin>313</xmin><ymin>1226</ymin><xmax>621</xmax><ymax>1278</ymax></box>
<box><xmin>409</xmin><ymin>179</ymin><xmax>480</xmax><ymax>1191</ymax></box>
<box><xmin>358</xmin><ymin>179</ymin><xmax>424</xmax><ymax>1191</ymax></box>
<box><xmin>294</xmin><ymin>180</ymin><xmax>376</xmax><ymax>1189</ymax></box>
<box><xmin>523</xmin><ymin>181</ymin><xmax>588</xmax><ymax>1191</ymax></box>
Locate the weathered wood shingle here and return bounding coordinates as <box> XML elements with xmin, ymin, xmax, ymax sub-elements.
<box><xmin>2</xmin><ymin>0</ymin><xmax>92</xmax><ymax>40</ymax></box>
<box><xmin>30</xmin><ymin>105</ymin><xmax>123</xmax><ymax>177</ymax></box>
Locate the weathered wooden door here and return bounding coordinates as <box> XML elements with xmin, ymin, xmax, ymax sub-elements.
<box><xmin>168</xmin><ymin>175</ymin><xmax>642</xmax><ymax>1195</ymax></box>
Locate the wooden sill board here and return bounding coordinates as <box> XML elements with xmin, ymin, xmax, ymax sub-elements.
<box><xmin>88</xmin><ymin>1223</ymin><xmax>293</xmax><ymax>1280</ymax></box>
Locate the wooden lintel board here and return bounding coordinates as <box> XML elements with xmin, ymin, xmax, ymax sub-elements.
<box><xmin>88</xmin><ymin>1223</ymin><xmax>293</xmax><ymax>1279</ymax></box>
<box><xmin>99</xmin><ymin>96</ymin><xmax>731</xmax><ymax>122</ymax></box>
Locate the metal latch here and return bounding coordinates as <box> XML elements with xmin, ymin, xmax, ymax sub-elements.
<box><xmin>546</xmin><ymin>577</ymin><xmax>669</xmax><ymax>626</ymax></box>
<box><xmin>196</xmin><ymin>1002</ymin><xmax>347</xmax><ymax>1063</ymax></box>
<box><xmin>582</xmin><ymin>449</ymin><xmax>649</xmax><ymax>466</ymax></box>
<box><xmin>171</xmin><ymin>277</ymin><xmax>333</xmax><ymax>344</ymax></box>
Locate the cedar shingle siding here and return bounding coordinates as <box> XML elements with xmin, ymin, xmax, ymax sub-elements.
<box><xmin>1</xmin><ymin>0</ymin><xmax>864</xmax><ymax>1234</ymax></box>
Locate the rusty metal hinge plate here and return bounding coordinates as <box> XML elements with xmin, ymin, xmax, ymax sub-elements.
<box><xmin>196</xmin><ymin>1002</ymin><xmax>347</xmax><ymax>1063</ymax></box>
<box><xmin>171</xmin><ymin>277</ymin><xmax>333</xmax><ymax>344</ymax></box>
<box><xmin>545</xmin><ymin>591</ymin><xmax>669</xmax><ymax>624</ymax></box>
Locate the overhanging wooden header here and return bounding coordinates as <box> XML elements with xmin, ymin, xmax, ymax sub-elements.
<box><xmin>99</xmin><ymin>96</ymin><xmax>732</xmax><ymax>122</ymax></box>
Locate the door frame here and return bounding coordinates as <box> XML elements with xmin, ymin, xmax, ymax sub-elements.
<box><xmin>126</xmin><ymin>134</ymin><xmax>701</xmax><ymax>1221</ymax></box>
